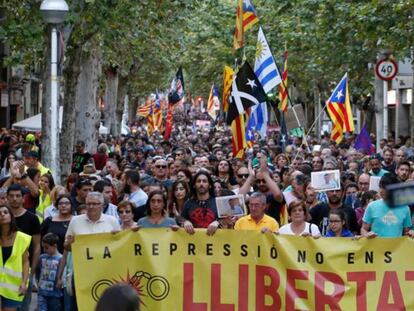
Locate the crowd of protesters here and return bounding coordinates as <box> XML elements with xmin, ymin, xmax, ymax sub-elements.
<box><xmin>0</xmin><ymin>116</ymin><xmax>414</xmax><ymax>310</ymax></box>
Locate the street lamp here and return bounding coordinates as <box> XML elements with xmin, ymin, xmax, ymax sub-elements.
<box><xmin>40</xmin><ymin>0</ymin><xmax>69</xmax><ymax>183</ymax></box>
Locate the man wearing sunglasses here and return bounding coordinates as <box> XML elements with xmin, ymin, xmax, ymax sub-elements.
<box><xmin>231</xmin><ymin>166</ymin><xmax>251</xmax><ymax>195</ymax></box>
<box><xmin>148</xmin><ymin>158</ymin><xmax>173</xmax><ymax>189</ymax></box>
<box><xmin>239</xmin><ymin>158</ymin><xmax>284</xmax><ymax>225</ymax></box>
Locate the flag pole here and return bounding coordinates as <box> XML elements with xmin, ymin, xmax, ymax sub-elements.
<box><xmin>273</xmin><ymin>48</ymin><xmax>310</xmax><ymax>152</ymax></box>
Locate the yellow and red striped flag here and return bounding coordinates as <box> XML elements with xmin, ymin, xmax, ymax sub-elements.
<box><xmin>326</xmin><ymin>73</ymin><xmax>354</xmax><ymax>144</ymax></box>
<box><xmin>232</xmin><ymin>0</ymin><xmax>259</xmax><ymax>51</ymax></box>
<box><xmin>279</xmin><ymin>50</ymin><xmax>288</xmax><ymax>111</ymax></box>
<box><xmin>231</xmin><ymin>114</ymin><xmax>247</xmax><ymax>159</ymax></box>
<box><xmin>222</xmin><ymin>66</ymin><xmax>234</xmax><ymax>112</ymax></box>
<box><xmin>136</xmin><ymin>99</ymin><xmax>152</xmax><ymax>117</ymax></box>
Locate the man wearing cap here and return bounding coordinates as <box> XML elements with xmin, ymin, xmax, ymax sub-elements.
<box><xmin>25</xmin><ymin>133</ymin><xmax>39</xmax><ymax>153</ymax></box>
<box><xmin>23</xmin><ymin>151</ymin><xmax>50</xmax><ymax>176</ymax></box>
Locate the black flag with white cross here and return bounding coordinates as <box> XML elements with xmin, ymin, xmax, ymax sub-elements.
<box><xmin>226</xmin><ymin>61</ymin><xmax>267</xmax><ymax>125</ymax></box>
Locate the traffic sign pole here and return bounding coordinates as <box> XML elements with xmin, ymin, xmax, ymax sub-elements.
<box><xmin>383</xmin><ymin>80</ymin><xmax>388</xmax><ymax>139</ymax></box>
<box><xmin>375</xmin><ymin>57</ymin><xmax>398</xmax><ymax>147</ymax></box>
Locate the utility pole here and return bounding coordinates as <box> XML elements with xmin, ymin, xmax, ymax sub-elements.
<box><xmin>375</xmin><ymin>59</ymin><xmax>384</xmax><ymax>151</ymax></box>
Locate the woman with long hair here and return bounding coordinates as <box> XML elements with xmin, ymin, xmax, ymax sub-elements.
<box><xmin>168</xmin><ymin>180</ymin><xmax>190</xmax><ymax>226</ymax></box>
<box><xmin>214</xmin><ymin>160</ymin><xmax>237</xmax><ymax>186</ymax></box>
<box><xmin>65</xmin><ymin>173</ymin><xmax>79</xmax><ymax>194</ymax></box>
<box><xmin>278</xmin><ymin>200</ymin><xmax>320</xmax><ymax>237</ymax></box>
<box><xmin>40</xmin><ymin>194</ymin><xmax>73</xmax><ymax>254</ymax></box>
<box><xmin>36</xmin><ymin>173</ymin><xmax>55</xmax><ymax>222</ymax></box>
<box><xmin>137</xmin><ymin>190</ymin><xmax>178</xmax><ymax>229</ymax></box>
<box><xmin>43</xmin><ymin>186</ymin><xmax>69</xmax><ymax>219</ymax></box>
<box><xmin>0</xmin><ymin>152</ymin><xmax>16</xmax><ymax>180</ymax></box>
<box><xmin>0</xmin><ymin>205</ymin><xmax>31</xmax><ymax>310</ymax></box>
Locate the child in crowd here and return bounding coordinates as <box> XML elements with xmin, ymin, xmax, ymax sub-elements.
<box><xmin>325</xmin><ymin>209</ymin><xmax>353</xmax><ymax>237</ymax></box>
<box><xmin>37</xmin><ymin>233</ymin><xmax>63</xmax><ymax>311</ymax></box>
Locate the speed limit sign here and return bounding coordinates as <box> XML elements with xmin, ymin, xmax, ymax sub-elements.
<box><xmin>375</xmin><ymin>59</ymin><xmax>398</xmax><ymax>81</ymax></box>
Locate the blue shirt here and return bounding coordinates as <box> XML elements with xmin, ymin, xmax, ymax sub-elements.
<box><xmin>369</xmin><ymin>169</ymin><xmax>389</xmax><ymax>177</ymax></box>
<box><xmin>363</xmin><ymin>199</ymin><xmax>411</xmax><ymax>237</ymax></box>
<box><xmin>38</xmin><ymin>253</ymin><xmax>63</xmax><ymax>297</ymax></box>
<box><xmin>325</xmin><ymin>229</ymin><xmax>353</xmax><ymax>237</ymax></box>
<box><xmin>137</xmin><ymin>216</ymin><xmax>177</xmax><ymax>228</ymax></box>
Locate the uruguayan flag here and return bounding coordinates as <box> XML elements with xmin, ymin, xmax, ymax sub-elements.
<box><xmin>248</xmin><ymin>27</ymin><xmax>281</xmax><ymax>139</ymax></box>
<box><xmin>254</xmin><ymin>27</ymin><xmax>282</xmax><ymax>93</ymax></box>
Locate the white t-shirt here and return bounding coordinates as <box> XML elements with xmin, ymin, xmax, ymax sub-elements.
<box><xmin>283</xmin><ymin>191</ymin><xmax>300</xmax><ymax>207</ymax></box>
<box><xmin>127</xmin><ymin>189</ymin><xmax>148</xmax><ymax>207</ymax></box>
<box><xmin>278</xmin><ymin>222</ymin><xmax>321</xmax><ymax>236</ymax></box>
<box><xmin>66</xmin><ymin>214</ymin><xmax>121</xmax><ymax>236</ymax></box>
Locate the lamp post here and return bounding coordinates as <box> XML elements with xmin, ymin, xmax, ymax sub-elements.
<box><xmin>40</xmin><ymin>0</ymin><xmax>69</xmax><ymax>184</ymax></box>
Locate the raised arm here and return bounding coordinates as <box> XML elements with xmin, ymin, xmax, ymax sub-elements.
<box><xmin>260</xmin><ymin>157</ymin><xmax>283</xmax><ymax>203</ymax></box>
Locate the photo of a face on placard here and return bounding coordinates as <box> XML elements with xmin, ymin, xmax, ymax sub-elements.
<box><xmin>369</xmin><ymin>176</ymin><xmax>381</xmax><ymax>192</ymax></box>
<box><xmin>216</xmin><ymin>194</ymin><xmax>246</xmax><ymax>218</ymax></box>
<box><xmin>311</xmin><ymin>170</ymin><xmax>341</xmax><ymax>191</ymax></box>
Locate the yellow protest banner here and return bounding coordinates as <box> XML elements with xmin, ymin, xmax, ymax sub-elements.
<box><xmin>73</xmin><ymin>229</ymin><xmax>414</xmax><ymax>310</ymax></box>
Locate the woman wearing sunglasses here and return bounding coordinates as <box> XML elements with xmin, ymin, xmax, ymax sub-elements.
<box><xmin>117</xmin><ymin>201</ymin><xmax>137</xmax><ymax>230</ymax></box>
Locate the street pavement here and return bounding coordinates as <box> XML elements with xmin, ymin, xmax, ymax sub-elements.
<box><xmin>30</xmin><ymin>293</ymin><xmax>37</xmax><ymax>311</ymax></box>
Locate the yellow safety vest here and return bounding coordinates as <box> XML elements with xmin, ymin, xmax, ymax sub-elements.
<box><xmin>36</xmin><ymin>190</ymin><xmax>52</xmax><ymax>223</ymax></box>
<box><xmin>0</xmin><ymin>231</ymin><xmax>31</xmax><ymax>302</ymax></box>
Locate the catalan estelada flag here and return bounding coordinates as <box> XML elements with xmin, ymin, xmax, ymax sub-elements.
<box><xmin>232</xmin><ymin>0</ymin><xmax>259</xmax><ymax>51</ymax></box>
<box><xmin>326</xmin><ymin>73</ymin><xmax>354</xmax><ymax>144</ymax></box>
<box><xmin>222</xmin><ymin>66</ymin><xmax>234</xmax><ymax>112</ymax></box>
<box><xmin>279</xmin><ymin>50</ymin><xmax>288</xmax><ymax>111</ymax></box>
<box><xmin>207</xmin><ymin>84</ymin><xmax>220</xmax><ymax>120</ymax></box>
<box><xmin>147</xmin><ymin>93</ymin><xmax>163</xmax><ymax>135</ymax></box>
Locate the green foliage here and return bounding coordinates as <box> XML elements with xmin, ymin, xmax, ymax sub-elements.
<box><xmin>1</xmin><ymin>0</ymin><xmax>413</xmax><ymax>105</ymax></box>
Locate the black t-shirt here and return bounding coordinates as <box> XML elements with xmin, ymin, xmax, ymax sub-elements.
<box><xmin>265</xmin><ymin>193</ymin><xmax>284</xmax><ymax>224</ymax></box>
<box><xmin>181</xmin><ymin>197</ymin><xmax>218</xmax><ymax>228</ymax></box>
<box><xmin>133</xmin><ymin>204</ymin><xmax>147</xmax><ymax>222</ymax></box>
<box><xmin>310</xmin><ymin>202</ymin><xmax>359</xmax><ymax>236</ymax></box>
<box><xmin>15</xmin><ymin>210</ymin><xmax>41</xmax><ymax>262</ymax></box>
<box><xmin>382</xmin><ymin>162</ymin><xmax>396</xmax><ymax>173</ymax></box>
<box><xmin>71</xmin><ymin>152</ymin><xmax>92</xmax><ymax>173</ymax></box>
<box><xmin>40</xmin><ymin>217</ymin><xmax>70</xmax><ymax>254</ymax></box>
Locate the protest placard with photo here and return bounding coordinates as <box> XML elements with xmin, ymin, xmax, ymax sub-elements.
<box><xmin>369</xmin><ymin>176</ymin><xmax>381</xmax><ymax>192</ymax></box>
<box><xmin>311</xmin><ymin>170</ymin><xmax>341</xmax><ymax>191</ymax></box>
<box><xmin>215</xmin><ymin>194</ymin><xmax>246</xmax><ymax>218</ymax></box>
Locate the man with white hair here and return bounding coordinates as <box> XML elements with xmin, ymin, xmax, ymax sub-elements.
<box><xmin>320</xmin><ymin>148</ymin><xmax>332</xmax><ymax>160</ymax></box>
<box><xmin>65</xmin><ymin>192</ymin><xmax>120</xmax><ymax>237</ymax></box>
